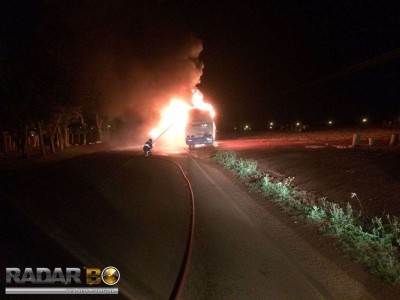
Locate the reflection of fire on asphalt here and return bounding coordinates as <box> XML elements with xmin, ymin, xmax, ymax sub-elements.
<box><xmin>153</xmin><ymin>144</ymin><xmax>215</xmax><ymax>157</ymax></box>
<box><xmin>156</xmin><ymin>146</ymin><xmax>187</xmax><ymax>156</ymax></box>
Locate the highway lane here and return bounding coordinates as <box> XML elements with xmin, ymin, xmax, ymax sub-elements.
<box><xmin>2</xmin><ymin>151</ymin><xmax>191</xmax><ymax>299</ymax></box>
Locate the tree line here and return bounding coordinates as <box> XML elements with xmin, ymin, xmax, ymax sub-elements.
<box><xmin>0</xmin><ymin>36</ymin><xmax>107</xmax><ymax>158</ymax></box>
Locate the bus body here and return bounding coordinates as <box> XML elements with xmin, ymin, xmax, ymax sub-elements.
<box><xmin>185</xmin><ymin>108</ymin><xmax>215</xmax><ymax>148</ymax></box>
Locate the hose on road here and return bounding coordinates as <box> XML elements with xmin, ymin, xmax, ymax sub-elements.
<box><xmin>150</xmin><ymin>156</ymin><xmax>195</xmax><ymax>300</ymax></box>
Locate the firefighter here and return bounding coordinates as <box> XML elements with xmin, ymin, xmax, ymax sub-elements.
<box><xmin>143</xmin><ymin>138</ymin><xmax>153</xmax><ymax>157</ymax></box>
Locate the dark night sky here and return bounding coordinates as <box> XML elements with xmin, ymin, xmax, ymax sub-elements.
<box><xmin>2</xmin><ymin>0</ymin><xmax>400</xmax><ymax>130</ymax></box>
<box><xmin>178</xmin><ymin>1</ymin><xmax>400</xmax><ymax>128</ymax></box>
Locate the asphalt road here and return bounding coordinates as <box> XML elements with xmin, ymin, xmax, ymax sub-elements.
<box><xmin>2</xmin><ymin>152</ymin><xmax>190</xmax><ymax>299</ymax></box>
<box><xmin>1</xmin><ymin>149</ymin><xmax>378</xmax><ymax>299</ymax></box>
<box><xmin>178</xmin><ymin>156</ymin><xmax>329</xmax><ymax>299</ymax></box>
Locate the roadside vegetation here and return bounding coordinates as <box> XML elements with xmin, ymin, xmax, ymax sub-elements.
<box><xmin>215</xmin><ymin>150</ymin><xmax>400</xmax><ymax>284</ymax></box>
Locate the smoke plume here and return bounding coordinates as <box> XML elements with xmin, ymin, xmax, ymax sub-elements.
<box><xmin>61</xmin><ymin>1</ymin><xmax>205</xmax><ymax>144</ymax></box>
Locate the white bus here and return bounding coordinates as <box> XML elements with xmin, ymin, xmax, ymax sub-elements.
<box><xmin>185</xmin><ymin>108</ymin><xmax>215</xmax><ymax>149</ymax></box>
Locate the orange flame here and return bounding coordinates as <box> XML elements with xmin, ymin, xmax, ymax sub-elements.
<box><xmin>192</xmin><ymin>89</ymin><xmax>216</xmax><ymax>118</ymax></box>
<box><xmin>149</xmin><ymin>89</ymin><xmax>215</xmax><ymax>147</ymax></box>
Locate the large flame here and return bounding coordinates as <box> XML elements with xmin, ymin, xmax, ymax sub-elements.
<box><xmin>192</xmin><ymin>89</ymin><xmax>215</xmax><ymax>118</ymax></box>
<box><xmin>149</xmin><ymin>89</ymin><xmax>215</xmax><ymax>147</ymax></box>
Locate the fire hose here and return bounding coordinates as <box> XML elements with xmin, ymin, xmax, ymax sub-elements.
<box><xmin>152</xmin><ymin>124</ymin><xmax>174</xmax><ymax>144</ymax></box>
<box><xmin>148</xmin><ymin>156</ymin><xmax>195</xmax><ymax>300</ymax></box>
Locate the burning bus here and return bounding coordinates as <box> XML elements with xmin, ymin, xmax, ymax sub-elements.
<box><xmin>185</xmin><ymin>108</ymin><xmax>216</xmax><ymax>149</ymax></box>
<box><xmin>149</xmin><ymin>89</ymin><xmax>215</xmax><ymax>149</ymax></box>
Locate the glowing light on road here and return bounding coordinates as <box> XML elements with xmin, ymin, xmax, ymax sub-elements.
<box><xmin>328</xmin><ymin>120</ymin><xmax>333</xmax><ymax>125</ymax></box>
<box><xmin>362</xmin><ymin>118</ymin><xmax>368</xmax><ymax>123</ymax></box>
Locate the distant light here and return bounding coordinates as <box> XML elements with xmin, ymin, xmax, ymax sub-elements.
<box><xmin>107</xmin><ymin>125</ymin><xmax>111</xmax><ymax>128</ymax></box>
<box><xmin>269</xmin><ymin>126</ymin><xmax>273</xmax><ymax>129</ymax></box>
<box><xmin>244</xmin><ymin>125</ymin><xmax>251</xmax><ymax>131</ymax></box>
<box><xmin>296</xmin><ymin>122</ymin><xmax>300</xmax><ymax>126</ymax></box>
<box><xmin>270</xmin><ymin>122</ymin><xmax>274</xmax><ymax>126</ymax></box>
<box><xmin>362</xmin><ymin>118</ymin><xmax>368</xmax><ymax>123</ymax></box>
<box><xmin>328</xmin><ymin>120</ymin><xmax>333</xmax><ymax>125</ymax></box>
<box><xmin>234</xmin><ymin>127</ymin><xmax>237</xmax><ymax>130</ymax></box>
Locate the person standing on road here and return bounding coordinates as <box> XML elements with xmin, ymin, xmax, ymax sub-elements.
<box><xmin>143</xmin><ymin>138</ymin><xmax>153</xmax><ymax>156</ymax></box>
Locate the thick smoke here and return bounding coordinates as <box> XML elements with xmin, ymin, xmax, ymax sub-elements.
<box><xmin>97</xmin><ymin>29</ymin><xmax>204</xmax><ymax>118</ymax></box>
<box><xmin>63</xmin><ymin>1</ymin><xmax>205</xmax><ymax>145</ymax></box>
<box><xmin>38</xmin><ymin>0</ymin><xmax>203</xmax><ymax>143</ymax></box>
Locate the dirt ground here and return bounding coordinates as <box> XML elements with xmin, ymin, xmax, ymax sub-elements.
<box><xmin>215</xmin><ymin>128</ymin><xmax>400</xmax><ymax>219</ymax></box>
